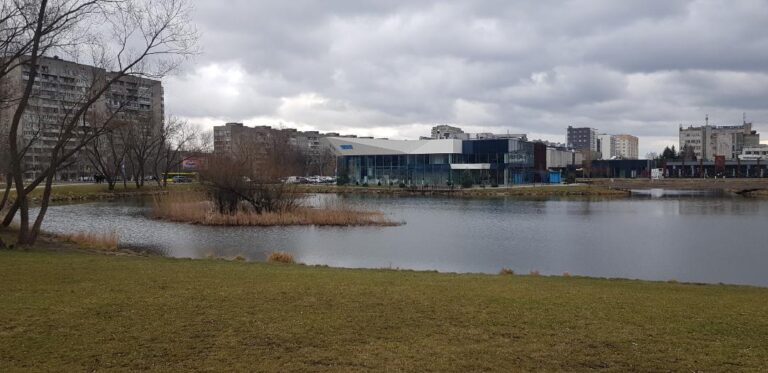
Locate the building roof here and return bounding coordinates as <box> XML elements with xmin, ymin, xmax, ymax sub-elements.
<box><xmin>325</xmin><ymin>137</ymin><xmax>463</xmax><ymax>155</ymax></box>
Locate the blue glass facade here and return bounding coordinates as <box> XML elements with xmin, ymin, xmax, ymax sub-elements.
<box><xmin>336</xmin><ymin>139</ymin><xmax>535</xmax><ymax>186</ymax></box>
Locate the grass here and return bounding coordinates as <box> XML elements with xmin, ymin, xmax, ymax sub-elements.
<box><xmin>152</xmin><ymin>192</ymin><xmax>399</xmax><ymax>227</ymax></box>
<box><xmin>0</xmin><ymin>249</ymin><xmax>767</xmax><ymax>371</ymax></box>
<box><xmin>5</xmin><ymin>182</ymin><xmax>201</xmax><ymax>204</ymax></box>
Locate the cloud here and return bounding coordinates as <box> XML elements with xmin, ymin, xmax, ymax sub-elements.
<box><xmin>164</xmin><ymin>0</ymin><xmax>768</xmax><ymax>156</ymax></box>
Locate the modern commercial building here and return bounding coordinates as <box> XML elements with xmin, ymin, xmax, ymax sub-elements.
<box><xmin>567</xmin><ymin>126</ymin><xmax>598</xmax><ymax>152</ymax></box>
<box><xmin>0</xmin><ymin>55</ymin><xmax>164</xmax><ymax>180</ymax></box>
<box><xmin>326</xmin><ymin>136</ymin><xmax>580</xmax><ymax>186</ymax></box>
<box><xmin>679</xmin><ymin>121</ymin><xmax>760</xmax><ymax>161</ymax></box>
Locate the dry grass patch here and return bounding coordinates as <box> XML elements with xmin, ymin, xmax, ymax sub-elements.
<box><xmin>64</xmin><ymin>231</ymin><xmax>119</xmax><ymax>251</ymax></box>
<box><xmin>267</xmin><ymin>251</ymin><xmax>295</xmax><ymax>264</ymax></box>
<box><xmin>153</xmin><ymin>192</ymin><xmax>399</xmax><ymax>227</ymax></box>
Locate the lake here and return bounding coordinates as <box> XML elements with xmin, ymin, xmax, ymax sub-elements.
<box><xmin>34</xmin><ymin>193</ymin><xmax>768</xmax><ymax>286</ymax></box>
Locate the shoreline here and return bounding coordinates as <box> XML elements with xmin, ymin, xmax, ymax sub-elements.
<box><xmin>7</xmin><ymin>178</ymin><xmax>768</xmax><ymax>207</ymax></box>
<box><xmin>1</xmin><ymin>230</ymin><xmax>762</xmax><ymax>288</ymax></box>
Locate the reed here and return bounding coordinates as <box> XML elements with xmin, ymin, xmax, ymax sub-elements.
<box><xmin>153</xmin><ymin>192</ymin><xmax>399</xmax><ymax>227</ymax></box>
<box><xmin>65</xmin><ymin>231</ymin><xmax>119</xmax><ymax>251</ymax></box>
<box><xmin>267</xmin><ymin>251</ymin><xmax>295</xmax><ymax>264</ymax></box>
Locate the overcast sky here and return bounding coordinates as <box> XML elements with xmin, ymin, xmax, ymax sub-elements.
<box><xmin>164</xmin><ymin>0</ymin><xmax>768</xmax><ymax>156</ymax></box>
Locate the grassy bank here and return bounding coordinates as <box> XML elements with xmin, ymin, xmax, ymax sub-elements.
<box><xmin>297</xmin><ymin>183</ymin><xmax>630</xmax><ymax>197</ymax></box>
<box><xmin>4</xmin><ymin>182</ymin><xmax>202</xmax><ymax>205</ymax></box>
<box><xmin>1</xmin><ymin>249</ymin><xmax>766</xmax><ymax>371</ymax></box>
<box><xmin>585</xmin><ymin>177</ymin><xmax>768</xmax><ymax>193</ymax></box>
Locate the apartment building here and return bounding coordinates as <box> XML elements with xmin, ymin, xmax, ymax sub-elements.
<box><xmin>612</xmin><ymin>134</ymin><xmax>639</xmax><ymax>160</ymax></box>
<box><xmin>0</xmin><ymin>55</ymin><xmax>163</xmax><ymax>180</ymax></box>
<box><xmin>566</xmin><ymin>126</ymin><xmax>598</xmax><ymax>152</ymax></box>
<box><xmin>597</xmin><ymin>133</ymin><xmax>614</xmax><ymax>159</ymax></box>
<box><xmin>213</xmin><ymin>122</ymin><xmax>347</xmax><ymax>175</ymax></box>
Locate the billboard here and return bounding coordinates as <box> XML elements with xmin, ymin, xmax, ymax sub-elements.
<box><xmin>182</xmin><ymin>156</ymin><xmax>206</xmax><ymax>171</ymax></box>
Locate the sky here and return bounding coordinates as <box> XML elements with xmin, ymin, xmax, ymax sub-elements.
<box><xmin>163</xmin><ymin>0</ymin><xmax>768</xmax><ymax>157</ymax></box>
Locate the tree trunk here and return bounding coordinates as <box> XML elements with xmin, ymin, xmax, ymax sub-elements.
<box><xmin>0</xmin><ymin>175</ymin><xmax>11</xmax><ymax>213</ymax></box>
<box><xmin>27</xmin><ymin>171</ymin><xmax>55</xmax><ymax>244</ymax></box>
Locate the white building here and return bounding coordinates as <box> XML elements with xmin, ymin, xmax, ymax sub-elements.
<box><xmin>597</xmin><ymin>134</ymin><xmax>614</xmax><ymax>159</ymax></box>
<box><xmin>738</xmin><ymin>144</ymin><xmax>768</xmax><ymax>161</ymax></box>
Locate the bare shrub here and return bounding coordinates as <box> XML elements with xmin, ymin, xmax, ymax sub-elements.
<box><xmin>267</xmin><ymin>251</ymin><xmax>295</xmax><ymax>264</ymax></box>
<box><xmin>529</xmin><ymin>270</ymin><xmax>541</xmax><ymax>276</ymax></box>
<box><xmin>563</xmin><ymin>272</ymin><xmax>572</xmax><ymax>277</ymax></box>
<box><xmin>201</xmin><ymin>129</ymin><xmax>304</xmax><ymax>215</ymax></box>
<box><xmin>499</xmin><ymin>268</ymin><xmax>515</xmax><ymax>275</ymax></box>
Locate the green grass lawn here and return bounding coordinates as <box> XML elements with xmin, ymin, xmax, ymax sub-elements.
<box><xmin>1</xmin><ymin>250</ymin><xmax>767</xmax><ymax>372</ymax></box>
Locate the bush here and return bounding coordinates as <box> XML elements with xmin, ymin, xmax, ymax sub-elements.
<box><xmin>362</xmin><ymin>183</ymin><xmax>369</xmax><ymax>187</ymax></box>
<box><xmin>564</xmin><ymin>174</ymin><xmax>576</xmax><ymax>184</ymax></box>
<box><xmin>267</xmin><ymin>251</ymin><xmax>295</xmax><ymax>264</ymax></box>
<box><xmin>398</xmin><ymin>183</ymin><xmax>406</xmax><ymax>188</ymax></box>
<box><xmin>377</xmin><ymin>181</ymin><xmax>381</xmax><ymax>186</ymax></box>
<box><xmin>499</xmin><ymin>268</ymin><xmax>514</xmax><ymax>275</ymax></box>
<box><xmin>460</xmin><ymin>172</ymin><xmax>473</xmax><ymax>189</ymax></box>
<box><xmin>491</xmin><ymin>182</ymin><xmax>499</xmax><ymax>188</ymax></box>
<box><xmin>337</xmin><ymin>174</ymin><xmax>350</xmax><ymax>186</ymax></box>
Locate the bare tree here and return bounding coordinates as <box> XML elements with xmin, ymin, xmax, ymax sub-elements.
<box><xmin>151</xmin><ymin>116</ymin><xmax>204</xmax><ymax>187</ymax></box>
<box><xmin>85</xmin><ymin>121</ymin><xmax>129</xmax><ymax>190</ymax></box>
<box><xmin>201</xmin><ymin>129</ymin><xmax>304</xmax><ymax>215</ymax></box>
<box><xmin>2</xmin><ymin>0</ymin><xmax>198</xmax><ymax>245</ymax></box>
<box><xmin>122</xmin><ymin>114</ymin><xmax>162</xmax><ymax>188</ymax></box>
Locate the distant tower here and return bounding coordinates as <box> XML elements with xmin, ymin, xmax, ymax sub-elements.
<box><xmin>743</xmin><ymin>112</ymin><xmax>747</xmax><ymax>125</ymax></box>
<box><xmin>705</xmin><ymin>114</ymin><xmax>709</xmax><ymax>126</ymax></box>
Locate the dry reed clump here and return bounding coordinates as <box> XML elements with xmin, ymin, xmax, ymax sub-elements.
<box><xmin>267</xmin><ymin>251</ymin><xmax>295</xmax><ymax>264</ymax></box>
<box><xmin>153</xmin><ymin>192</ymin><xmax>399</xmax><ymax>227</ymax></box>
<box><xmin>65</xmin><ymin>231</ymin><xmax>119</xmax><ymax>251</ymax></box>
<box><xmin>529</xmin><ymin>270</ymin><xmax>541</xmax><ymax>276</ymax></box>
<box><xmin>499</xmin><ymin>268</ymin><xmax>515</xmax><ymax>275</ymax></box>
<box><xmin>563</xmin><ymin>272</ymin><xmax>572</xmax><ymax>277</ymax></box>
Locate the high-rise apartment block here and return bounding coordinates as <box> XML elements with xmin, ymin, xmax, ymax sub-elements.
<box><xmin>566</xmin><ymin>126</ymin><xmax>598</xmax><ymax>152</ymax></box>
<box><xmin>679</xmin><ymin>121</ymin><xmax>759</xmax><ymax>161</ymax></box>
<box><xmin>612</xmin><ymin>134</ymin><xmax>639</xmax><ymax>160</ymax></box>
<box><xmin>0</xmin><ymin>56</ymin><xmax>164</xmax><ymax>180</ymax></box>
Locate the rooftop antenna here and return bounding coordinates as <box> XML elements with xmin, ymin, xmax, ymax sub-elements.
<box><xmin>743</xmin><ymin>112</ymin><xmax>747</xmax><ymax>125</ymax></box>
<box><xmin>705</xmin><ymin>114</ymin><xmax>709</xmax><ymax>126</ymax></box>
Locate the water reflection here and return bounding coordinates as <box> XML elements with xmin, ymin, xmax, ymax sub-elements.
<box><xmin>32</xmin><ymin>194</ymin><xmax>768</xmax><ymax>286</ymax></box>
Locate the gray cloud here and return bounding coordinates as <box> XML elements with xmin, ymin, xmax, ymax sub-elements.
<box><xmin>164</xmin><ymin>0</ymin><xmax>768</xmax><ymax>155</ymax></box>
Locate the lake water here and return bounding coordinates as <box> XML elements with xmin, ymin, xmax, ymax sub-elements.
<box><xmin>34</xmin><ymin>193</ymin><xmax>768</xmax><ymax>286</ymax></box>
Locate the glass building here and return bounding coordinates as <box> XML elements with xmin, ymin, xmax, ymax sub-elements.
<box><xmin>325</xmin><ymin>137</ymin><xmax>535</xmax><ymax>186</ymax></box>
